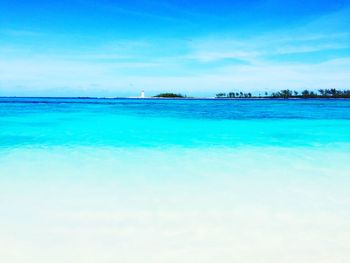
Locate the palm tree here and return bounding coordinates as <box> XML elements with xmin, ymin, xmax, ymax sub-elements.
<box><xmin>280</xmin><ymin>89</ymin><xmax>292</xmax><ymax>98</ymax></box>
<box><xmin>216</xmin><ymin>93</ymin><xmax>226</xmax><ymax>98</ymax></box>
<box><xmin>318</xmin><ymin>89</ymin><xmax>325</xmax><ymax>97</ymax></box>
<box><xmin>325</xmin><ymin>89</ymin><xmax>332</xmax><ymax>96</ymax></box>
<box><xmin>301</xmin><ymin>90</ymin><xmax>310</xmax><ymax>98</ymax></box>
<box><xmin>330</xmin><ymin>89</ymin><xmax>337</xmax><ymax>97</ymax></box>
<box><xmin>228</xmin><ymin>92</ymin><xmax>235</xmax><ymax>98</ymax></box>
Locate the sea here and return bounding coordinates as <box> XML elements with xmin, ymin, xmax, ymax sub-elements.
<box><xmin>1</xmin><ymin>98</ymin><xmax>350</xmax><ymax>263</ymax></box>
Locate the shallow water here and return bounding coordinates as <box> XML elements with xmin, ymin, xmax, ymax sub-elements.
<box><xmin>1</xmin><ymin>98</ymin><xmax>350</xmax><ymax>263</ymax></box>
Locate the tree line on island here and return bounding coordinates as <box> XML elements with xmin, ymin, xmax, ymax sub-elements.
<box><xmin>216</xmin><ymin>89</ymin><xmax>350</xmax><ymax>99</ymax></box>
<box><xmin>153</xmin><ymin>93</ymin><xmax>186</xmax><ymax>98</ymax></box>
<box><xmin>152</xmin><ymin>89</ymin><xmax>350</xmax><ymax>99</ymax></box>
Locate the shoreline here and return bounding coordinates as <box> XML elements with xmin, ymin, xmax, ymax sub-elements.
<box><xmin>1</xmin><ymin>96</ymin><xmax>350</xmax><ymax>100</ymax></box>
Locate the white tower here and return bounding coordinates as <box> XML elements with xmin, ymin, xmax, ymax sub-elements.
<box><xmin>140</xmin><ymin>90</ymin><xmax>145</xmax><ymax>98</ymax></box>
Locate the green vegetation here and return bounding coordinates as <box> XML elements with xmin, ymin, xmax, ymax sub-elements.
<box><xmin>216</xmin><ymin>89</ymin><xmax>350</xmax><ymax>99</ymax></box>
<box><xmin>153</xmin><ymin>93</ymin><xmax>186</xmax><ymax>98</ymax></box>
<box><xmin>216</xmin><ymin>92</ymin><xmax>252</xmax><ymax>98</ymax></box>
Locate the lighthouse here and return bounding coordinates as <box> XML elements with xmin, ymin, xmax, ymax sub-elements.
<box><xmin>140</xmin><ymin>90</ymin><xmax>145</xmax><ymax>98</ymax></box>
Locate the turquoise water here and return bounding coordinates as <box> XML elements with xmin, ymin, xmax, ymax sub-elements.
<box><xmin>1</xmin><ymin>98</ymin><xmax>350</xmax><ymax>263</ymax></box>
<box><xmin>1</xmin><ymin>98</ymin><xmax>350</xmax><ymax>149</ymax></box>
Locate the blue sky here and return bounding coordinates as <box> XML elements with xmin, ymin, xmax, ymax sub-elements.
<box><xmin>1</xmin><ymin>0</ymin><xmax>350</xmax><ymax>96</ymax></box>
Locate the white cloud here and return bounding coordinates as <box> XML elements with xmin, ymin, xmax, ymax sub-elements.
<box><xmin>1</xmin><ymin>55</ymin><xmax>350</xmax><ymax>96</ymax></box>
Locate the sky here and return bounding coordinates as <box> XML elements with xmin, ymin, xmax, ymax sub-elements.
<box><xmin>1</xmin><ymin>0</ymin><xmax>350</xmax><ymax>97</ymax></box>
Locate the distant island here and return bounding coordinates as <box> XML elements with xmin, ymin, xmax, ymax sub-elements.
<box><xmin>150</xmin><ymin>89</ymin><xmax>350</xmax><ymax>99</ymax></box>
<box><xmin>153</xmin><ymin>93</ymin><xmax>186</xmax><ymax>98</ymax></box>
<box><xmin>216</xmin><ymin>89</ymin><xmax>350</xmax><ymax>99</ymax></box>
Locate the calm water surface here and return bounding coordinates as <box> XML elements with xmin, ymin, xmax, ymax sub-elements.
<box><xmin>1</xmin><ymin>98</ymin><xmax>350</xmax><ymax>148</ymax></box>
<box><xmin>1</xmin><ymin>98</ymin><xmax>350</xmax><ymax>263</ymax></box>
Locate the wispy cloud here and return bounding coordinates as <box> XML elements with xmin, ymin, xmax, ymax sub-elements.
<box><xmin>1</xmin><ymin>29</ymin><xmax>42</xmax><ymax>37</ymax></box>
<box><xmin>187</xmin><ymin>7</ymin><xmax>350</xmax><ymax>63</ymax></box>
<box><xmin>1</xmin><ymin>55</ymin><xmax>350</xmax><ymax>96</ymax></box>
<box><xmin>1</xmin><ymin>5</ymin><xmax>350</xmax><ymax>96</ymax></box>
<box><xmin>188</xmin><ymin>32</ymin><xmax>350</xmax><ymax>63</ymax></box>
